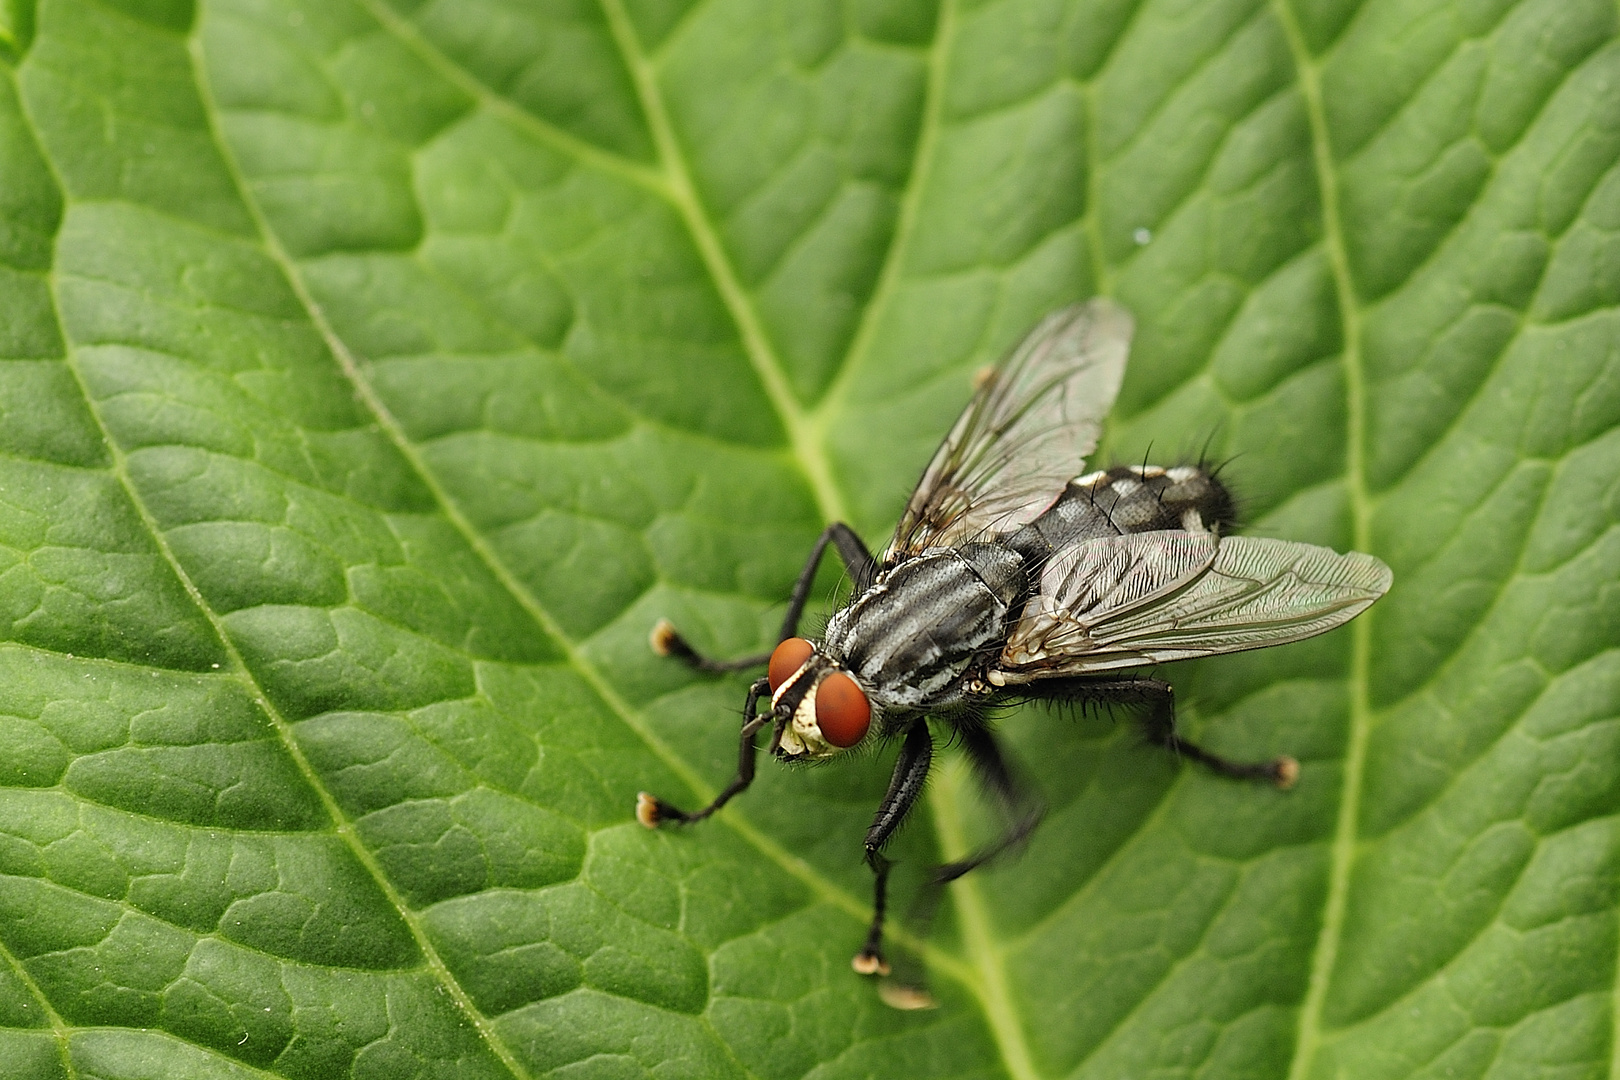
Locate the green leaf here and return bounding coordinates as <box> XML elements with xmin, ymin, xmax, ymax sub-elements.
<box><xmin>0</xmin><ymin>0</ymin><xmax>1615</xmax><ymax>1077</ymax></box>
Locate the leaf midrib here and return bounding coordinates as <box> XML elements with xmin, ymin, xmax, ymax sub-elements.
<box><xmin>594</xmin><ymin>0</ymin><xmax>852</xmax><ymax>525</ymax></box>
<box><xmin>589</xmin><ymin>4</ymin><xmax>1169</xmax><ymax>1076</ymax></box>
<box><xmin>591</xmin><ymin>4</ymin><xmax>1063</xmax><ymax>1075</ymax></box>
<box><xmin>932</xmin><ymin>758</ymin><xmax>1043</xmax><ymax>1080</ymax></box>
<box><xmin>589</xmin><ymin>12</ymin><xmax>1084</xmax><ymax>1080</ymax></box>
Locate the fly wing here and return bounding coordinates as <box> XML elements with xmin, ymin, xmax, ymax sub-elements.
<box><xmin>882</xmin><ymin>299</ymin><xmax>1132</xmax><ymax>563</ymax></box>
<box><xmin>996</xmin><ymin>533</ymin><xmax>1392</xmax><ymax>680</ymax></box>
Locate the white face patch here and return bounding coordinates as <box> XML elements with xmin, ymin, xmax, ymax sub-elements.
<box><xmin>1167</xmin><ymin>466</ymin><xmax>1199</xmax><ymax>482</ymax></box>
<box><xmin>1181</xmin><ymin>507</ymin><xmax>1210</xmax><ymax>533</ymax></box>
<box><xmin>773</xmin><ymin>675</ymin><xmax>839</xmax><ymax>759</ymax></box>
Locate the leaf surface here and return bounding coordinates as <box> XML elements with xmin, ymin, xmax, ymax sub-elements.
<box><xmin>0</xmin><ymin>0</ymin><xmax>1616</xmax><ymax>1078</ymax></box>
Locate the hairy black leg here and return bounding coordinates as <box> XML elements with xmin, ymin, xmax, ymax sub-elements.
<box><xmin>779</xmin><ymin>521</ymin><xmax>876</xmax><ymax>638</ymax></box>
<box><xmin>932</xmin><ymin>725</ymin><xmax>1046</xmax><ymax>884</ymax></box>
<box><xmin>647</xmin><ymin>621</ymin><xmax>770</xmax><ymax>673</ymax></box>
<box><xmin>637</xmin><ymin>677</ymin><xmax>777</xmax><ymax>827</ymax></box>
<box><xmin>650</xmin><ymin>522</ymin><xmax>875</xmax><ymax>671</ymax></box>
<box><xmin>880</xmin><ymin>727</ymin><xmax>1045</xmax><ymax>1009</ymax></box>
<box><xmin>853</xmin><ymin>722</ymin><xmax>933</xmax><ymax>978</ymax></box>
<box><xmin>857</xmin><ymin>852</ymin><xmax>894</xmax><ymax>975</ymax></box>
<box><xmin>1024</xmin><ymin>676</ymin><xmax>1297</xmax><ymax>788</ymax></box>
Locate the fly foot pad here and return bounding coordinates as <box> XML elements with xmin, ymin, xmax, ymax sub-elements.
<box><xmin>851</xmin><ymin>950</ymin><xmax>890</xmax><ymax>977</ymax></box>
<box><xmin>635</xmin><ymin>792</ymin><xmax>687</xmax><ymax>828</ymax></box>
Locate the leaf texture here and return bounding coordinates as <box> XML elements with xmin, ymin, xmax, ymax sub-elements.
<box><xmin>0</xmin><ymin>1</ymin><xmax>1616</xmax><ymax>1078</ymax></box>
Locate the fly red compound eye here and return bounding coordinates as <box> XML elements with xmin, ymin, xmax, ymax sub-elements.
<box><xmin>768</xmin><ymin>637</ymin><xmax>814</xmax><ymax>692</ymax></box>
<box><xmin>815</xmin><ymin>672</ymin><xmax>870</xmax><ymax>748</ymax></box>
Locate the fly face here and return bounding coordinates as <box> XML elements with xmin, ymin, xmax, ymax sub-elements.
<box><xmin>766</xmin><ymin>637</ymin><xmax>872</xmax><ymax>760</ymax></box>
<box><xmin>637</xmin><ymin>298</ymin><xmax>1393</xmax><ymax>1005</ymax></box>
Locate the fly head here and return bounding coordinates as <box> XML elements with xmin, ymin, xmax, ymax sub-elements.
<box><xmin>766</xmin><ymin>637</ymin><xmax>873</xmax><ymax>760</ymax></box>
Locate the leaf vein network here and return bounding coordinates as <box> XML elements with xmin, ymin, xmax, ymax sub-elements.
<box><xmin>179</xmin><ymin>3</ymin><xmax>977</xmax><ymax>1043</ymax></box>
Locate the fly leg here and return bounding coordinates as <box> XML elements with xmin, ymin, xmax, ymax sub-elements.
<box><xmin>651</xmin><ymin>522</ymin><xmax>876</xmax><ymax>671</ymax></box>
<box><xmin>853</xmin><ymin>722</ymin><xmax>934</xmax><ymax>980</ymax></box>
<box><xmin>883</xmin><ymin>726</ymin><xmax>1045</xmax><ymax>1009</ymax></box>
<box><xmin>640</xmin><ymin>524</ymin><xmax>875</xmax><ymax>825</ymax></box>
<box><xmin>1033</xmin><ymin>677</ymin><xmax>1297</xmax><ymax>788</ymax></box>
<box><xmin>932</xmin><ymin>725</ymin><xmax>1046</xmax><ymax>885</ymax></box>
<box><xmin>636</xmin><ymin>676</ymin><xmax>779</xmax><ymax>827</ymax></box>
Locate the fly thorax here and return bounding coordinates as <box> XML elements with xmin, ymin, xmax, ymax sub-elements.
<box><xmin>822</xmin><ymin>551</ymin><xmax>1012</xmax><ymax>709</ymax></box>
<box><xmin>954</xmin><ymin>542</ymin><xmax>1028</xmax><ymax>606</ymax></box>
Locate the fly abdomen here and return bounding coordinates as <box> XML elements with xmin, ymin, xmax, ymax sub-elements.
<box><xmin>1007</xmin><ymin>464</ymin><xmax>1235</xmax><ymax>563</ymax></box>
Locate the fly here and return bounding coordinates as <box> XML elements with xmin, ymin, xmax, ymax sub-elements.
<box><xmin>636</xmin><ymin>299</ymin><xmax>1391</xmax><ymax>1004</ymax></box>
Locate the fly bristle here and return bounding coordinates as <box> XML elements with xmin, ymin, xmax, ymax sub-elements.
<box><xmin>1103</xmin><ymin>454</ymin><xmax>1242</xmax><ymax>535</ymax></box>
<box><xmin>1191</xmin><ymin>441</ymin><xmax>1246</xmax><ymax>530</ymax></box>
<box><xmin>1198</xmin><ymin>458</ymin><xmax>1244</xmax><ymax>533</ymax></box>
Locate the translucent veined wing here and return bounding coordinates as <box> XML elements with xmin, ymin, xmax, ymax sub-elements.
<box><xmin>992</xmin><ymin>533</ymin><xmax>1392</xmax><ymax>682</ymax></box>
<box><xmin>882</xmin><ymin>299</ymin><xmax>1132</xmax><ymax>564</ymax></box>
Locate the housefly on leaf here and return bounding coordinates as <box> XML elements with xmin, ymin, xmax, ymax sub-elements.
<box><xmin>637</xmin><ymin>299</ymin><xmax>1391</xmax><ymax>1004</ymax></box>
